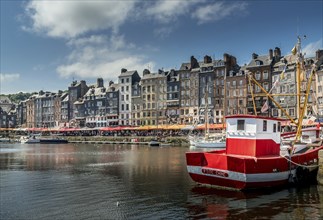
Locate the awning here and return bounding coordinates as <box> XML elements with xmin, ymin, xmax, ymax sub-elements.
<box><xmin>196</xmin><ymin>124</ymin><xmax>225</xmax><ymax>130</ymax></box>
<box><xmin>27</xmin><ymin>127</ymin><xmax>44</xmax><ymax>132</ymax></box>
<box><xmin>164</xmin><ymin>124</ymin><xmax>185</xmax><ymax>130</ymax></box>
<box><xmin>136</xmin><ymin>125</ymin><xmax>158</xmax><ymax>130</ymax></box>
<box><xmin>181</xmin><ymin>125</ymin><xmax>195</xmax><ymax>130</ymax></box>
<box><xmin>58</xmin><ymin>127</ymin><xmax>80</xmax><ymax>132</ymax></box>
<box><xmin>100</xmin><ymin>126</ymin><xmax>129</xmax><ymax>131</ymax></box>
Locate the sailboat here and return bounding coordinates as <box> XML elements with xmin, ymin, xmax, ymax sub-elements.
<box><xmin>190</xmin><ymin>85</ymin><xmax>226</xmax><ymax>148</ymax></box>
<box><xmin>186</xmin><ymin>37</ymin><xmax>323</xmax><ymax>190</ymax></box>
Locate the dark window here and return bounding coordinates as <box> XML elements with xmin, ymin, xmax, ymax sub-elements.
<box><xmin>263</xmin><ymin>120</ymin><xmax>267</xmax><ymax>131</ymax></box>
<box><xmin>273</xmin><ymin>123</ymin><xmax>276</xmax><ymax>133</ymax></box>
<box><xmin>278</xmin><ymin>122</ymin><xmax>281</xmax><ymax>132</ymax></box>
<box><xmin>237</xmin><ymin>120</ymin><xmax>245</xmax><ymax>130</ymax></box>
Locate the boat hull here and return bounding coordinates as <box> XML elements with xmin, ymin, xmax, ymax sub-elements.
<box><xmin>21</xmin><ymin>137</ymin><xmax>68</xmax><ymax>144</ymax></box>
<box><xmin>149</xmin><ymin>140</ymin><xmax>160</xmax><ymax>147</ymax></box>
<box><xmin>191</xmin><ymin>141</ymin><xmax>226</xmax><ymax>148</ymax></box>
<box><xmin>39</xmin><ymin>139</ymin><xmax>68</xmax><ymax>144</ymax></box>
<box><xmin>186</xmin><ymin>146</ymin><xmax>322</xmax><ymax>190</ymax></box>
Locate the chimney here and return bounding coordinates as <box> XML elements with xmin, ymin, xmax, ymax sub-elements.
<box><xmin>143</xmin><ymin>69</ymin><xmax>150</xmax><ymax>76</ymax></box>
<box><xmin>190</xmin><ymin>56</ymin><xmax>198</xmax><ymax>69</ymax></box>
<box><xmin>204</xmin><ymin>55</ymin><xmax>212</xmax><ymax>64</ymax></box>
<box><xmin>316</xmin><ymin>49</ymin><xmax>323</xmax><ymax>61</ymax></box>
<box><xmin>252</xmin><ymin>53</ymin><xmax>258</xmax><ymax>59</ymax></box>
<box><xmin>274</xmin><ymin>47</ymin><xmax>281</xmax><ymax>58</ymax></box>
<box><xmin>97</xmin><ymin>78</ymin><xmax>104</xmax><ymax>88</ymax></box>
<box><xmin>223</xmin><ymin>53</ymin><xmax>229</xmax><ymax>62</ymax></box>
<box><xmin>109</xmin><ymin>80</ymin><xmax>114</xmax><ymax>86</ymax></box>
<box><xmin>269</xmin><ymin>49</ymin><xmax>273</xmax><ymax>60</ymax></box>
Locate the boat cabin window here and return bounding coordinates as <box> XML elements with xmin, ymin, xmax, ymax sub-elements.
<box><xmin>273</xmin><ymin>123</ymin><xmax>276</xmax><ymax>133</ymax></box>
<box><xmin>263</xmin><ymin>120</ymin><xmax>267</xmax><ymax>132</ymax></box>
<box><xmin>278</xmin><ymin>122</ymin><xmax>281</xmax><ymax>132</ymax></box>
<box><xmin>237</xmin><ymin>120</ymin><xmax>245</xmax><ymax>131</ymax></box>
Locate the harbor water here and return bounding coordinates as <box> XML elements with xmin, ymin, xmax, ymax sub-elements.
<box><xmin>0</xmin><ymin>143</ymin><xmax>322</xmax><ymax>219</ymax></box>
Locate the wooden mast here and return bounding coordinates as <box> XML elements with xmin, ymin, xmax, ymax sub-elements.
<box><xmin>205</xmin><ymin>84</ymin><xmax>209</xmax><ymax>139</ymax></box>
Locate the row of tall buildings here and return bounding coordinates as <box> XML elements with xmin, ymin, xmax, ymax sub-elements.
<box><xmin>1</xmin><ymin>47</ymin><xmax>323</xmax><ymax>129</ymax></box>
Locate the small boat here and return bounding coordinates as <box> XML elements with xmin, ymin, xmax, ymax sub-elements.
<box><xmin>190</xmin><ymin>135</ymin><xmax>226</xmax><ymax>148</ymax></box>
<box><xmin>20</xmin><ymin>135</ymin><xmax>68</xmax><ymax>144</ymax></box>
<box><xmin>0</xmin><ymin>137</ymin><xmax>10</xmax><ymax>143</ymax></box>
<box><xmin>149</xmin><ymin>139</ymin><xmax>160</xmax><ymax>147</ymax></box>
<box><xmin>189</xmin><ymin>86</ymin><xmax>226</xmax><ymax>149</ymax></box>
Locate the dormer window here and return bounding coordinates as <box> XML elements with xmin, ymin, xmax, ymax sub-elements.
<box><xmin>256</xmin><ymin>60</ymin><xmax>262</xmax><ymax>66</ymax></box>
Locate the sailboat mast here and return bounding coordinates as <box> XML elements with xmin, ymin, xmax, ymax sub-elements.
<box><xmin>296</xmin><ymin>36</ymin><xmax>302</xmax><ymax>122</ymax></box>
<box><xmin>223</xmin><ymin>70</ymin><xmax>226</xmax><ymax>129</ymax></box>
<box><xmin>205</xmin><ymin>85</ymin><xmax>209</xmax><ymax>139</ymax></box>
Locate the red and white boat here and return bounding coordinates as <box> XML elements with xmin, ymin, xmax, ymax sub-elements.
<box><xmin>186</xmin><ymin>37</ymin><xmax>323</xmax><ymax>190</ymax></box>
<box><xmin>186</xmin><ymin>114</ymin><xmax>322</xmax><ymax>190</ymax></box>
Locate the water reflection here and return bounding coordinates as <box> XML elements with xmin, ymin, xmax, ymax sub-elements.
<box><xmin>0</xmin><ymin>143</ymin><xmax>322</xmax><ymax>220</ymax></box>
<box><xmin>188</xmin><ymin>185</ymin><xmax>323</xmax><ymax>219</ymax></box>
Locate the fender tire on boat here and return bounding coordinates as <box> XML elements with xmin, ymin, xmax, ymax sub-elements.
<box><xmin>295</xmin><ymin>166</ymin><xmax>310</xmax><ymax>185</ymax></box>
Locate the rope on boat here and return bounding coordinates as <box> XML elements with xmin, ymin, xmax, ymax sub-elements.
<box><xmin>280</xmin><ymin>154</ymin><xmax>319</xmax><ymax>168</ymax></box>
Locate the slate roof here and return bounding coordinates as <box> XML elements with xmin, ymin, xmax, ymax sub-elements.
<box><xmin>119</xmin><ymin>70</ymin><xmax>137</xmax><ymax>77</ymax></box>
<box><xmin>84</xmin><ymin>87</ymin><xmax>107</xmax><ymax>97</ymax></box>
<box><xmin>247</xmin><ymin>55</ymin><xmax>272</xmax><ymax>67</ymax></box>
<box><xmin>142</xmin><ymin>72</ymin><xmax>166</xmax><ymax>80</ymax></box>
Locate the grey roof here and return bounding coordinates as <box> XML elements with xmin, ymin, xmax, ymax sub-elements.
<box><xmin>107</xmin><ymin>83</ymin><xmax>120</xmax><ymax>92</ymax></box>
<box><xmin>200</xmin><ymin>63</ymin><xmax>213</xmax><ymax>68</ymax></box>
<box><xmin>119</xmin><ymin>70</ymin><xmax>137</xmax><ymax>77</ymax></box>
<box><xmin>84</xmin><ymin>87</ymin><xmax>107</xmax><ymax>97</ymax></box>
<box><xmin>179</xmin><ymin>59</ymin><xmax>223</xmax><ymax>71</ymax></box>
<box><xmin>62</xmin><ymin>95</ymin><xmax>69</xmax><ymax>102</ymax></box>
<box><xmin>179</xmin><ymin>62</ymin><xmax>191</xmax><ymax>70</ymax></box>
<box><xmin>142</xmin><ymin>72</ymin><xmax>166</xmax><ymax>80</ymax></box>
<box><xmin>74</xmin><ymin>99</ymin><xmax>84</xmax><ymax>104</ymax></box>
<box><xmin>0</xmin><ymin>96</ymin><xmax>11</xmax><ymax>104</ymax></box>
<box><xmin>247</xmin><ymin>55</ymin><xmax>272</xmax><ymax>67</ymax></box>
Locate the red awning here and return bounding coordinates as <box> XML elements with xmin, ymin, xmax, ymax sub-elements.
<box><xmin>58</xmin><ymin>127</ymin><xmax>80</xmax><ymax>132</ymax></box>
<box><xmin>27</xmin><ymin>127</ymin><xmax>43</xmax><ymax>132</ymax></box>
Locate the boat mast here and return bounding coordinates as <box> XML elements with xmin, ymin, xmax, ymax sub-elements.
<box><xmin>205</xmin><ymin>84</ymin><xmax>209</xmax><ymax>139</ymax></box>
<box><xmin>222</xmin><ymin>68</ymin><xmax>226</xmax><ymax>130</ymax></box>
<box><xmin>247</xmin><ymin>73</ymin><xmax>257</xmax><ymax>116</ymax></box>
<box><xmin>296</xmin><ymin>36</ymin><xmax>302</xmax><ymax>124</ymax></box>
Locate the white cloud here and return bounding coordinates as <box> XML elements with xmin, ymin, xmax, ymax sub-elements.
<box><xmin>153</xmin><ymin>26</ymin><xmax>174</xmax><ymax>39</ymax></box>
<box><xmin>67</xmin><ymin>35</ymin><xmax>106</xmax><ymax>47</ymax></box>
<box><xmin>25</xmin><ymin>1</ymin><xmax>136</xmax><ymax>38</ymax></box>
<box><xmin>0</xmin><ymin>73</ymin><xmax>20</xmax><ymax>82</ymax></box>
<box><xmin>303</xmin><ymin>39</ymin><xmax>322</xmax><ymax>58</ymax></box>
<box><xmin>145</xmin><ymin>1</ymin><xmax>198</xmax><ymax>24</ymax></box>
<box><xmin>192</xmin><ymin>2</ymin><xmax>248</xmax><ymax>24</ymax></box>
<box><xmin>57</xmin><ymin>34</ymin><xmax>155</xmax><ymax>81</ymax></box>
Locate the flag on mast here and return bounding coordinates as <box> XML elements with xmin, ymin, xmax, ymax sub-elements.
<box><xmin>280</xmin><ymin>65</ymin><xmax>287</xmax><ymax>80</ymax></box>
<box><xmin>261</xmin><ymin>100</ymin><xmax>269</xmax><ymax>113</ymax></box>
<box><xmin>291</xmin><ymin>45</ymin><xmax>297</xmax><ymax>55</ymax></box>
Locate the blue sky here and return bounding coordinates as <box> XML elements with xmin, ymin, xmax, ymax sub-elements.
<box><xmin>1</xmin><ymin>0</ymin><xmax>322</xmax><ymax>94</ymax></box>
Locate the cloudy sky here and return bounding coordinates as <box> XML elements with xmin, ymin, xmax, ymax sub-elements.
<box><xmin>1</xmin><ymin>0</ymin><xmax>322</xmax><ymax>94</ymax></box>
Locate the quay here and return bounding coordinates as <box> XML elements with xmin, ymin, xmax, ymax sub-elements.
<box><xmin>69</xmin><ymin>140</ymin><xmax>153</xmax><ymax>145</ymax></box>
